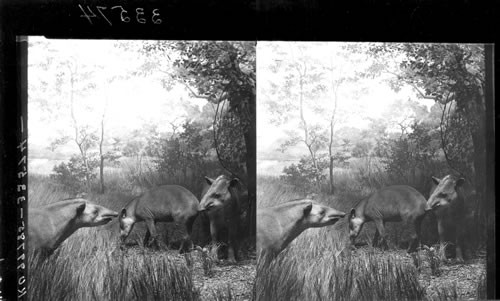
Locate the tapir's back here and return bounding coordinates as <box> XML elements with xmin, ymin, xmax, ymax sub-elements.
<box><xmin>134</xmin><ymin>185</ymin><xmax>199</xmax><ymax>220</ymax></box>
<box><xmin>365</xmin><ymin>185</ymin><xmax>427</xmax><ymax>220</ymax></box>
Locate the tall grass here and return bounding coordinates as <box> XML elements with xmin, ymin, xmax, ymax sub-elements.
<box><xmin>29</xmin><ymin>244</ymin><xmax>198</xmax><ymax>300</ymax></box>
<box><xmin>27</xmin><ymin>173</ymin><xmax>252</xmax><ymax>300</ymax></box>
<box><xmin>256</xmin><ymin>173</ymin><xmax>485</xmax><ymax>301</ymax></box>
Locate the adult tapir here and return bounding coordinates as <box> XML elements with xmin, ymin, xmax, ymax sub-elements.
<box><xmin>119</xmin><ymin>185</ymin><xmax>199</xmax><ymax>253</ymax></box>
<box><xmin>198</xmin><ymin>175</ymin><xmax>245</xmax><ymax>263</ymax></box>
<box><xmin>426</xmin><ymin>175</ymin><xmax>467</xmax><ymax>262</ymax></box>
<box><xmin>28</xmin><ymin>198</ymin><xmax>119</xmax><ymax>257</ymax></box>
<box><xmin>257</xmin><ymin>199</ymin><xmax>346</xmax><ymax>260</ymax></box>
<box><xmin>349</xmin><ymin>185</ymin><xmax>429</xmax><ymax>253</ymax></box>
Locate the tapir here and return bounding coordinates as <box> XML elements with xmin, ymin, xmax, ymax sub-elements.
<box><xmin>427</xmin><ymin>175</ymin><xmax>467</xmax><ymax>262</ymax></box>
<box><xmin>119</xmin><ymin>185</ymin><xmax>199</xmax><ymax>253</ymax></box>
<box><xmin>257</xmin><ymin>199</ymin><xmax>346</xmax><ymax>260</ymax></box>
<box><xmin>198</xmin><ymin>175</ymin><xmax>245</xmax><ymax>263</ymax></box>
<box><xmin>349</xmin><ymin>185</ymin><xmax>428</xmax><ymax>253</ymax></box>
<box><xmin>28</xmin><ymin>198</ymin><xmax>118</xmax><ymax>257</ymax></box>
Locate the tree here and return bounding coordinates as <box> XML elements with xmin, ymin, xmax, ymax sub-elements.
<box><xmin>368</xmin><ymin>43</ymin><xmax>488</xmax><ymax>240</ymax></box>
<box><xmin>262</xmin><ymin>43</ymin><xmax>329</xmax><ymax>188</ymax></box>
<box><xmin>139</xmin><ymin>41</ymin><xmax>256</xmax><ymax>235</ymax></box>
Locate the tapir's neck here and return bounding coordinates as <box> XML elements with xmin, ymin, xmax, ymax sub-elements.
<box><xmin>355</xmin><ymin>198</ymin><xmax>368</xmax><ymax>219</ymax></box>
<box><xmin>45</xmin><ymin>203</ymin><xmax>82</xmax><ymax>250</ymax></box>
<box><xmin>274</xmin><ymin>207</ymin><xmax>309</xmax><ymax>253</ymax></box>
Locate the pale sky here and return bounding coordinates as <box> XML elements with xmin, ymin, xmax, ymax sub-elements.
<box><xmin>256</xmin><ymin>41</ymin><xmax>435</xmax><ymax>174</ymax></box>
<box><xmin>28</xmin><ymin>37</ymin><xmax>206</xmax><ymax>159</ymax></box>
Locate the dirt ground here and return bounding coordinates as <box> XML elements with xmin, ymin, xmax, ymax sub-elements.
<box><xmin>192</xmin><ymin>257</ymin><xmax>256</xmax><ymax>301</ymax></box>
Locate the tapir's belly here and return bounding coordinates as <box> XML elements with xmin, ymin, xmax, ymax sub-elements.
<box><xmin>135</xmin><ymin>204</ymin><xmax>194</xmax><ymax>222</ymax></box>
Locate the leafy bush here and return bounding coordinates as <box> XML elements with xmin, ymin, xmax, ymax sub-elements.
<box><xmin>50</xmin><ymin>154</ymin><xmax>99</xmax><ymax>193</ymax></box>
<box><xmin>280</xmin><ymin>156</ymin><xmax>328</xmax><ymax>192</ymax></box>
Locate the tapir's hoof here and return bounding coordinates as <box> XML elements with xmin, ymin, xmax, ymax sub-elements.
<box><xmin>455</xmin><ymin>257</ymin><xmax>465</xmax><ymax>264</ymax></box>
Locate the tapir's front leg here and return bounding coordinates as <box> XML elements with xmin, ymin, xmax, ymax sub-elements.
<box><xmin>437</xmin><ymin>219</ymin><xmax>449</xmax><ymax>262</ymax></box>
<box><xmin>455</xmin><ymin>224</ymin><xmax>465</xmax><ymax>263</ymax></box>
<box><xmin>408</xmin><ymin>215</ymin><xmax>424</xmax><ymax>253</ymax></box>
<box><xmin>227</xmin><ymin>217</ymin><xmax>239</xmax><ymax>263</ymax></box>
<box><xmin>145</xmin><ymin>219</ymin><xmax>159</xmax><ymax>249</ymax></box>
<box><xmin>209</xmin><ymin>218</ymin><xmax>218</xmax><ymax>244</ymax></box>
<box><xmin>374</xmin><ymin>219</ymin><xmax>388</xmax><ymax>250</ymax></box>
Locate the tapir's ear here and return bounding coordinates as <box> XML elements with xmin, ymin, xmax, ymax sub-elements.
<box><xmin>229</xmin><ymin>178</ymin><xmax>240</xmax><ymax>188</ymax></box>
<box><xmin>76</xmin><ymin>202</ymin><xmax>86</xmax><ymax>216</ymax></box>
<box><xmin>431</xmin><ymin>176</ymin><xmax>441</xmax><ymax>185</ymax></box>
<box><xmin>350</xmin><ymin>208</ymin><xmax>356</xmax><ymax>218</ymax></box>
<box><xmin>303</xmin><ymin>202</ymin><xmax>313</xmax><ymax>215</ymax></box>
<box><xmin>205</xmin><ymin>176</ymin><xmax>214</xmax><ymax>185</ymax></box>
<box><xmin>456</xmin><ymin>178</ymin><xmax>465</xmax><ymax>187</ymax></box>
<box><xmin>120</xmin><ymin>208</ymin><xmax>127</xmax><ymax>218</ymax></box>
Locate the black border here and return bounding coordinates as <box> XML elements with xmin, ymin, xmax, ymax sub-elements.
<box><xmin>0</xmin><ymin>0</ymin><xmax>497</xmax><ymax>300</ymax></box>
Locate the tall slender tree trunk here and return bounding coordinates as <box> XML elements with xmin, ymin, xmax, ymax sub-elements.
<box><xmin>99</xmin><ymin>117</ymin><xmax>105</xmax><ymax>193</ymax></box>
<box><xmin>328</xmin><ymin>120</ymin><xmax>335</xmax><ymax>195</ymax></box>
<box><xmin>68</xmin><ymin>63</ymin><xmax>91</xmax><ymax>192</ymax></box>
<box><xmin>297</xmin><ymin>68</ymin><xmax>320</xmax><ymax>188</ymax></box>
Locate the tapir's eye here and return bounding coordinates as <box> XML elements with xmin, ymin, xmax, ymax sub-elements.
<box><xmin>438</xmin><ymin>192</ymin><xmax>447</xmax><ymax>198</ymax></box>
<box><xmin>212</xmin><ymin>193</ymin><xmax>220</xmax><ymax>198</ymax></box>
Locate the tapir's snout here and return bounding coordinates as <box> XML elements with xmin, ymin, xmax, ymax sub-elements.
<box><xmin>198</xmin><ymin>202</ymin><xmax>214</xmax><ymax>212</ymax></box>
<box><xmin>331</xmin><ymin>211</ymin><xmax>346</xmax><ymax>218</ymax></box>
<box><xmin>104</xmin><ymin>211</ymin><xmax>119</xmax><ymax>218</ymax></box>
<box><xmin>328</xmin><ymin>211</ymin><xmax>346</xmax><ymax>223</ymax></box>
<box><xmin>100</xmin><ymin>210</ymin><xmax>119</xmax><ymax>224</ymax></box>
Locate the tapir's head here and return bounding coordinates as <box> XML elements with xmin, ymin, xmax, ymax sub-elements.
<box><xmin>301</xmin><ymin>200</ymin><xmax>346</xmax><ymax>228</ymax></box>
<box><xmin>118</xmin><ymin>208</ymin><xmax>135</xmax><ymax>242</ymax></box>
<box><xmin>348</xmin><ymin>207</ymin><xmax>365</xmax><ymax>245</ymax></box>
<box><xmin>198</xmin><ymin>175</ymin><xmax>240</xmax><ymax>212</ymax></box>
<box><xmin>74</xmin><ymin>200</ymin><xmax>119</xmax><ymax>227</ymax></box>
<box><xmin>427</xmin><ymin>175</ymin><xmax>465</xmax><ymax>210</ymax></box>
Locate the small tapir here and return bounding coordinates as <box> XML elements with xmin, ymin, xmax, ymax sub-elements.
<box><xmin>198</xmin><ymin>175</ymin><xmax>244</xmax><ymax>263</ymax></box>
<box><xmin>28</xmin><ymin>198</ymin><xmax>118</xmax><ymax>257</ymax></box>
<box><xmin>119</xmin><ymin>185</ymin><xmax>199</xmax><ymax>253</ymax></box>
<box><xmin>427</xmin><ymin>175</ymin><xmax>467</xmax><ymax>262</ymax></box>
<box><xmin>349</xmin><ymin>185</ymin><xmax>428</xmax><ymax>253</ymax></box>
<box><xmin>257</xmin><ymin>199</ymin><xmax>346</xmax><ymax>260</ymax></box>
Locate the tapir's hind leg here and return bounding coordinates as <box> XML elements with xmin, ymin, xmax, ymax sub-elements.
<box><xmin>144</xmin><ymin>219</ymin><xmax>160</xmax><ymax>249</ymax></box>
<box><xmin>407</xmin><ymin>215</ymin><xmax>424</xmax><ymax>253</ymax></box>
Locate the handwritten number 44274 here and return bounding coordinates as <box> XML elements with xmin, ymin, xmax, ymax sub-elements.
<box><xmin>79</xmin><ymin>5</ymin><xmax>162</xmax><ymax>25</ymax></box>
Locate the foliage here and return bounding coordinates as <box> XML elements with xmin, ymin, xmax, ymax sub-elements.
<box><xmin>153</xmin><ymin>121</ymin><xmax>225</xmax><ymax>184</ymax></box>
<box><xmin>280</xmin><ymin>156</ymin><xmax>329</xmax><ymax>192</ymax></box>
<box><xmin>381</xmin><ymin>122</ymin><xmax>442</xmax><ymax>185</ymax></box>
<box><xmin>440</xmin><ymin>106</ymin><xmax>475</xmax><ymax>176</ymax></box>
<box><xmin>367</xmin><ymin>43</ymin><xmax>486</xmax><ymax>195</ymax></box>
<box><xmin>50</xmin><ymin>154</ymin><xmax>100</xmax><ymax>193</ymax></box>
